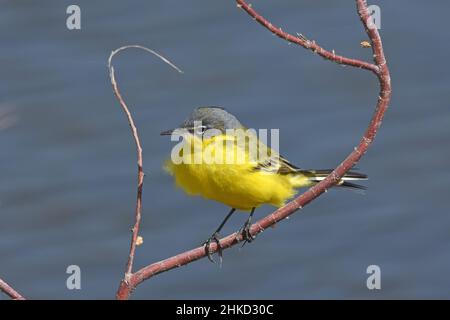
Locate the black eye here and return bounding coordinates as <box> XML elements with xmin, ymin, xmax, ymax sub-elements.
<box><xmin>195</xmin><ymin>125</ymin><xmax>207</xmax><ymax>135</ymax></box>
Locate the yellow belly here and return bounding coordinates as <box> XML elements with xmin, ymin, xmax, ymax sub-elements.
<box><xmin>164</xmin><ymin>133</ymin><xmax>311</xmax><ymax>210</ymax></box>
<box><xmin>165</xmin><ymin>160</ymin><xmax>310</xmax><ymax>211</ymax></box>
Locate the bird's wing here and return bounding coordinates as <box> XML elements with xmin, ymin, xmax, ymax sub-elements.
<box><xmin>254</xmin><ymin>155</ymin><xmax>301</xmax><ymax>175</ymax></box>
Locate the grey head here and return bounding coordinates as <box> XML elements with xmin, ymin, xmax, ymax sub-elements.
<box><xmin>160</xmin><ymin>106</ymin><xmax>245</xmax><ymax>135</ymax></box>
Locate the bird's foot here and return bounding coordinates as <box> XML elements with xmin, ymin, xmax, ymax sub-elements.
<box><xmin>202</xmin><ymin>232</ymin><xmax>222</xmax><ymax>264</ymax></box>
<box><xmin>239</xmin><ymin>221</ymin><xmax>256</xmax><ymax>247</ymax></box>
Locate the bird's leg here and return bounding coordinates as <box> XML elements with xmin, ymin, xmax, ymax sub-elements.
<box><xmin>239</xmin><ymin>207</ymin><xmax>256</xmax><ymax>246</ymax></box>
<box><xmin>203</xmin><ymin>208</ymin><xmax>236</xmax><ymax>263</ymax></box>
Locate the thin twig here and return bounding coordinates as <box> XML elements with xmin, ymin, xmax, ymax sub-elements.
<box><xmin>116</xmin><ymin>0</ymin><xmax>391</xmax><ymax>299</ymax></box>
<box><xmin>108</xmin><ymin>45</ymin><xmax>183</xmax><ymax>297</ymax></box>
<box><xmin>235</xmin><ymin>0</ymin><xmax>379</xmax><ymax>73</ymax></box>
<box><xmin>0</xmin><ymin>278</ymin><xmax>25</xmax><ymax>300</ymax></box>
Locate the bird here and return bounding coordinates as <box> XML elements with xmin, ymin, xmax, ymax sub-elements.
<box><xmin>161</xmin><ymin>106</ymin><xmax>367</xmax><ymax>262</ymax></box>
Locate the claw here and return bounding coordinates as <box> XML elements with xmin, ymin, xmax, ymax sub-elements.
<box><xmin>239</xmin><ymin>221</ymin><xmax>256</xmax><ymax>247</ymax></box>
<box><xmin>202</xmin><ymin>232</ymin><xmax>222</xmax><ymax>264</ymax></box>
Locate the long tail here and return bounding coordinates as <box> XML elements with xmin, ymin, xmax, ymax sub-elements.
<box><xmin>299</xmin><ymin>169</ymin><xmax>368</xmax><ymax>190</ymax></box>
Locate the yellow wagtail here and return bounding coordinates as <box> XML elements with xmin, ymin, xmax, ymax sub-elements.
<box><xmin>161</xmin><ymin>107</ymin><xmax>367</xmax><ymax>262</ymax></box>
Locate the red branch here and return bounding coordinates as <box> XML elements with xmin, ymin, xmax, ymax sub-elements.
<box><xmin>108</xmin><ymin>46</ymin><xmax>183</xmax><ymax>299</ymax></box>
<box><xmin>235</xmin><ymin>0</ymin><xmax>379</xmax><ymax>74</ymax></box>
<box><xmin>115</xmin><ymin>0</ymin><xmax>391</xmax><ymax>299</ymax></box>
<box><xmin>0</xmin><ymin>278</ymin><xmax>25</xmax><ymax>300</ymax></box>
<box><xmin>108</xmin><ymin>46</ymin><xmax>145</xmax><ymax>284</ymax></box>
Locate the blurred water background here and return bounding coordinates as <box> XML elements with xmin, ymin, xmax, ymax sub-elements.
<box><xmin>1</xmin><ymin>0</ymin><xmax>449</xmax><ymax>299</ymax></box>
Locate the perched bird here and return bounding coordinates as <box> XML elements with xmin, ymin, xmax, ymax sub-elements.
<box><xmin>161</xmin><ymin>107</ymin><xmax>367</xmax><ymax>262</ymax></box>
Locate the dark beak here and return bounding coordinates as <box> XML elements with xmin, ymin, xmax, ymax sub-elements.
<box><xmin>160</xmin><ymin>129</ymin><xmax>174</xmax><ymax>136</ymax></box>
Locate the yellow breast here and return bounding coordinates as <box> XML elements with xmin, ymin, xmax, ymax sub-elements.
<box><xmin>164</xmin><ymin>134</ymin><xmax>310</xmax><ymax>211</ymax></box>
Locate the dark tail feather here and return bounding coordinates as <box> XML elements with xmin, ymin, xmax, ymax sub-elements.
<box><xmin>339</xmin><ymin>181</ymin><xmax>367</xmax><ymax>190</ymax></box>
<box><xmin>299</xmin><ymin>169</ymin><xmax>368</xmax><ymax>190</ymax></box>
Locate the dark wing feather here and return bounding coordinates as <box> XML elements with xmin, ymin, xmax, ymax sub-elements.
<box><xmin>254</xmin><ymin>155</ymin><xmax>301</xmax><ymax>175</ymax></box>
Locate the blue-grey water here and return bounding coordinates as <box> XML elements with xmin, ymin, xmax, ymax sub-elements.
<box><xmin>1</xmin><ymin>0</ymin><xmax>449</xmax><ymax>299</ymax></box>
